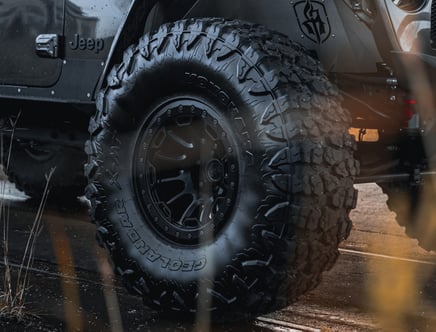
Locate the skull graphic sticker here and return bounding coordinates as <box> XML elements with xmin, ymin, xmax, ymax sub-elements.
<box><xmin>293</xmin><ymin>0</ymin><xmax>331</xmax><ymax>44</ymax></box>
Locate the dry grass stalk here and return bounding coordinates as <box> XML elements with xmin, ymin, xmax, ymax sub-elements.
<box><xmin>0</xmin><ymin>113</ymin><xmax>54</xmax><ymax>320</ymax></box>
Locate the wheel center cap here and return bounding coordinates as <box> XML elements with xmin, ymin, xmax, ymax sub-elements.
<box><xmin>206</xmin><ymin>159</ymin><xmax>224</xmax><ymax>183</ymax></box>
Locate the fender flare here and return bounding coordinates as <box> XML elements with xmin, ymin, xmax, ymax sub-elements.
<box><xmin>94</xmin><ymin>0</ymin><xmax>157</xmax><ymax>95</ymax></box>
<box><xmin>94</xmin><ymin>0</ymin><xmax>199</xmax><ymax>97</ymax></box>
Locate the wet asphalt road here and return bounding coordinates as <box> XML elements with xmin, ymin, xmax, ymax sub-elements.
<box><xmin>0</xmin><ymin>182</ymin><xmax>436</xmax><ymax>331</ymax></box>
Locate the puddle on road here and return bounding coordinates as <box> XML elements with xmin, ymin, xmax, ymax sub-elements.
<box><xmin>357</xmin><ymin>184</ymin><xmax>436</xmax><ymax>331</ymax></box>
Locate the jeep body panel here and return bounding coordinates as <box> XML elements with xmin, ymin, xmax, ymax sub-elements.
<box><xmin>0</xmin><ymin>0</ymin><xmax>436</xmax><ymax>105</ymax></box>
<box><xmin>0</xmin><ymin>0</ymin><xmax>389</xmax><ymax>104</ymax></box>
<box><xmin>0</xmin><ymin>0</ymin><xmax>435</xmax><ymax>103</ymax></box>
<box><xmin>0</xmin><ymin>0</ymin><xmax>131</xmax><ymax>104</ymax></box>
<box><xmin>0</xmin><ymin>0</ymin><xmax>64</xmax><ymax>87</ymax></box>
<box><xmin>186</xmin><ymin>0</ymin><xmax>384</xmax><ymax>73</ymax></box>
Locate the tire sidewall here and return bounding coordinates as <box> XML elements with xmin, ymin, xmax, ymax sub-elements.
<box><xmin>101</xmin><ymin>58</ymin><xmax>268</xmax><ymax>282</ymax></box>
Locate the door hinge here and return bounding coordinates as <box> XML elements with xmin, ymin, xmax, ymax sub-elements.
<box><xmin>35</xmin><ymin>34</ymin><xmax>59</xmax><ymax>58</ymax></box>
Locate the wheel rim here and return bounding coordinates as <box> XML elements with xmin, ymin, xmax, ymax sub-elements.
<box><xmin>134</xmin><ymin>97</ymin><xmax>239</xmax><ymax>245</ymax></box>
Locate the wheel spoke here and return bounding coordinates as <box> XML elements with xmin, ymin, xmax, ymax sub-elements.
<box><xmin>177</xmin><ymin>198</ymin><xmax>200</xmax><ymax>226</ymax></box>
<box><xmin>166</xmin><ymin>190</ymin><xmax>186</xmax><ymax>206</ymax></box>
<box><xmin>157</xmin><ymin>170</ymin><xmax>186</xmax><ymax>184</ymax></box>
<box><xmin>155</xmin><ymin>152</ymin><xmax>187</xmax><ymax>162</ymax></box>
<box><xmin>199</xmin><ymin>197</ymin><xmax>214</xmax><ymax>225</ymax></box>
<box><xmin>168</xmin><ymin>130</ymin><xmax>194</xmax><ymax>149</ymax></box>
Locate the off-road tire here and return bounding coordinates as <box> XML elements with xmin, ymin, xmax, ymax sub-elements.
<box><xmin>85</xmin><ymin>18</ymin><xmax>359</xmax><ymax>321</ymax></box>
<box><xmin>6</xmin><ymin>143</ymin><xmax>86</xmax><ymax>202</ymax></box>
<box><xmin>380</xmin><ymin>180</ymin><xmax>436</xmax><ymax>251</ymax></box>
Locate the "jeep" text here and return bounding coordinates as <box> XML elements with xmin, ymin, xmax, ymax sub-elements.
<box><xmin>69</xmin><ymin>34</ymin><xmax>104</xmax><ymax>53</ymax></box>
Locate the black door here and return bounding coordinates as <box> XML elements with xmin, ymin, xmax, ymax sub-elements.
<box><xmin>0</xmin><ymin>0</ymin><xmax>64</xmax><ymax>87</ymax></box>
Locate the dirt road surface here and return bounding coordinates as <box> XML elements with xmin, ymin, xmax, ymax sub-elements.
<box><xmin>0</xmin><ymin>182</ymin><xmax>435</xmax><ymax>331</ymax></box>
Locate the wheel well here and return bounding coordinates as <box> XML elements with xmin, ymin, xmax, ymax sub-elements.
<box><xmin>99</xmin><ymin>0</ymin><xmax>198</xmax><ymax>92</ymax></box>
<box><xmin>99</xmin><ymin>0</ymin><xmax>383</xmax><ymax>95</ymax></box>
